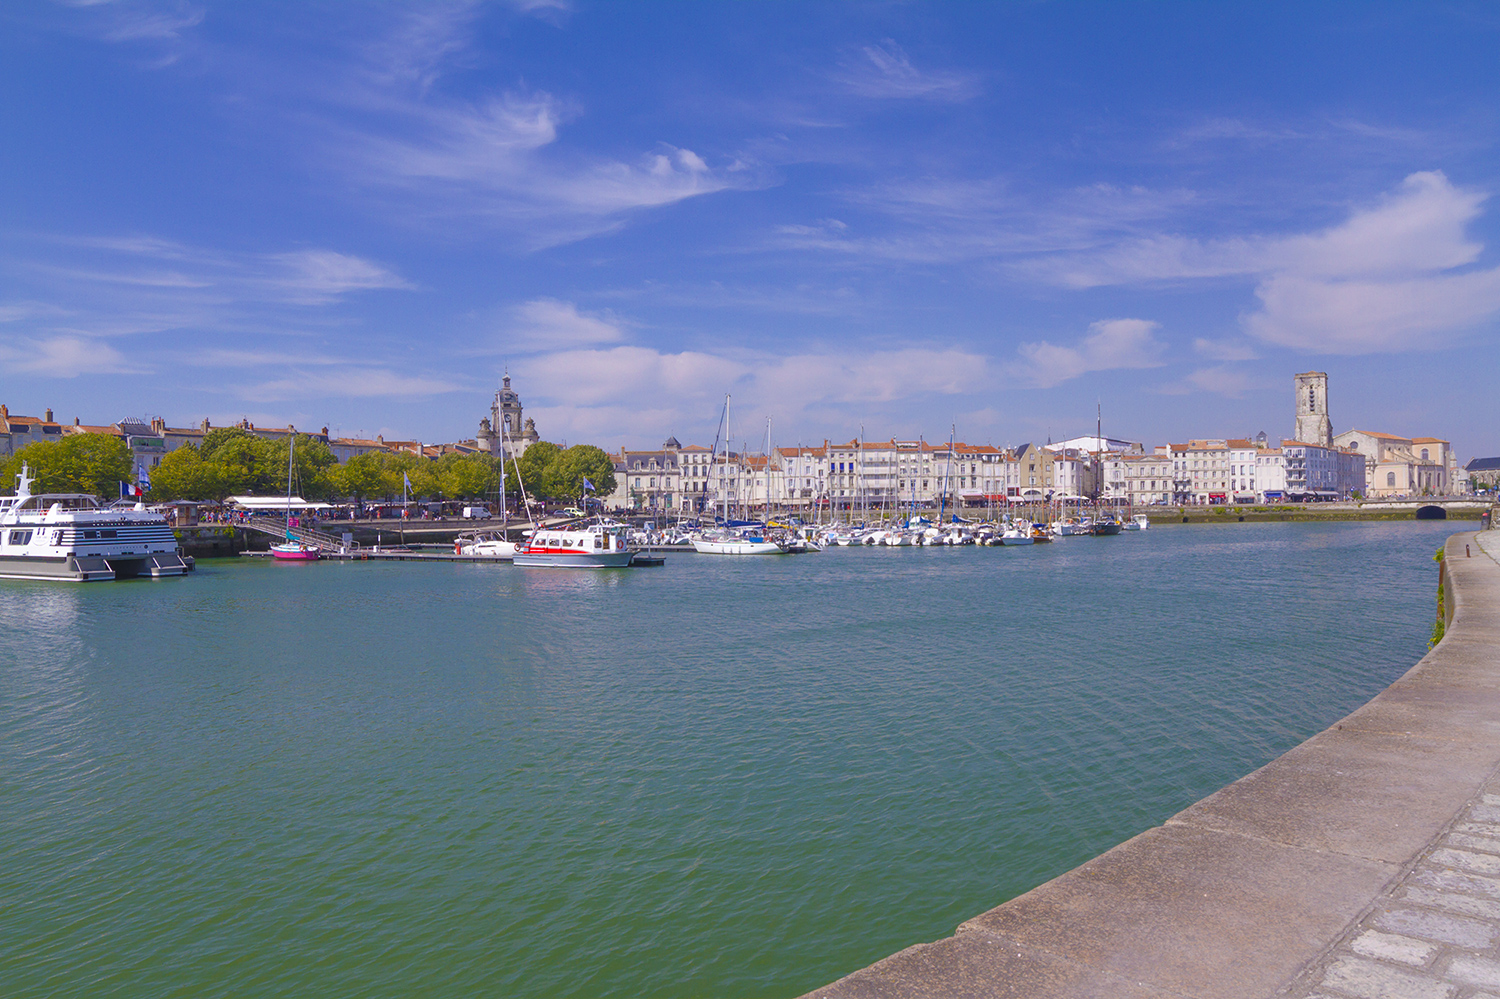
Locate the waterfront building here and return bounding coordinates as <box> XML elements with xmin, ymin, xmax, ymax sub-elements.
<box><xmin>0</xmin><ymin>406</ymin><xmax>64</xmax><ymax>457</ymax></box>
<box><xmin>1333</xmin><ymin>429</ymin><xmax>1450</xmax><ymax>497</ymax></box>
<box><xmin>1254</xmin><ymin>448</ymin><xmax>1289</xmax><ymax>500</ymax></box>
<box><xmin>1467</xmin><ymin>457</ymin><xmax>1500</xmax><ymax>493</ymax></box>
<box><xmin>1101</xmin><ymin>452</ymin><xmax>1174</xmax><ymax>506</ymax></box>
<box><xmin>617</xmin><ymin>437</ymin><xmax>684</xmax><ymax>513</ymax></box>
<box><xmin>1179</xmin><ymin>440</ymin><xmax>1232</xmax><ymax>504</ymax></box>
<box><xmin>772</xmin><ymin>446</ymin><xmax>829</xmax><ymax>512</ymax></box>
<box><xmin>1281</xmin><ymin>440</ymin><xmax>1366</xmax><ymax>499</ymax></box>
<box><xmin>678</xmin><ymin>444</ymin><xmax>714</xmax><ymax>511</ymax></box>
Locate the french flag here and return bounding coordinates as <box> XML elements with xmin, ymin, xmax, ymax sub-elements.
<box><xmin>120</xmin><ymin>482</ymin><xmax>143</xmax><ymax>498</ymax></box>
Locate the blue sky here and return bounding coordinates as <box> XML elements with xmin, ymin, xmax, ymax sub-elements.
<box><xmin>2</xmin><ymin>2</ymin><xmax>1498</xmax><ymax>459</ymax></box>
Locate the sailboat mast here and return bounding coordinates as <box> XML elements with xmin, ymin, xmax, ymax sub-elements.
<box><xmin>286</xmin><ymin>434</ymin><xmax>294</xmax><ymax>537</ymax></box>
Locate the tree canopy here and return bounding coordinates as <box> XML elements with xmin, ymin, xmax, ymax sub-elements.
<box><xmin>3</xmin><ymin>430</ymin><xmax>612</xmax><ymax>507</ymax></box>
<box><xmin>150</xmin><ymin>430</ymin><xmax>339</xmax><ymax>501</ymax></box>
<box><xmin>513</xmin><ymin>442</ymin><xmax>616</xmax><ymax>501</ymax></box>
<box><xmin>0</xmin><ymin>434</ymin><xmax>133</xmax><ymax>497</ymax></box>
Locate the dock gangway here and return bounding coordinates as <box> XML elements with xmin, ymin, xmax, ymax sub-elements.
<box><xmin>241</xmin><ymin>516</ymin><xmax>358</xmax><ymax>552</ymax></box>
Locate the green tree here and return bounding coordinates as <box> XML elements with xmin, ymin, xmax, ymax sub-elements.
<box><xmin>0</xmin><ymin>434</ymin><xmax>133</xmax><ymax>497</ymax></box>
<box><xmin>436</xmin><ymin>453</ymin><xmax>499</xmax><ymax>500</ymax></box>
<box><xmin>555</xmin><ymin>445</ymin><xmax>616</xmax><ymax>501</ymax></box>
<box><xmin>199</xmin><ymin>428</ymin><xmax>281</xmax><ymax>494</ymax></box>
<box><xmin>334</xmin><ymin>451</ymin><xmax>389</xmax><ymax>503</ymax></box>
<box><xmin>149</xmin><ymin>444</ymin><xmax>232</xmax><ymax>501</ymax></box>
<box><xmin>516</xmin><ymin>441</ymin><xmax>563</xmax><ymax>498</ymax></box>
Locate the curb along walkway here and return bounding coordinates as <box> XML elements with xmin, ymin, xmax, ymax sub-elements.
<box><xmin>800</xmin><ymin>532</ymin><xmax>1500</xmax><ymax>999</ymax></box>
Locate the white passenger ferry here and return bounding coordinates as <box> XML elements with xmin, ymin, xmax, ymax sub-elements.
<box><xmin>513</xmin><ymin>523</ymin><xmax>635</xmax><ymax>568</ymax></box>
<box><xmin>0</xmin><ymin>464</ymin><xmax>191</xmax><ymax>582</ymax></box>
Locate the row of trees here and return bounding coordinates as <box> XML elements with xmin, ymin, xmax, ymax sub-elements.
<box><xmin>0</xmin><ymin>429</ymin><xmax>618</xmax><ymax>505</ymax></box>
<box><xmin>0</xmin><ymin>434</ymin><xmax>134</xmax><ymax>496</ymax></box>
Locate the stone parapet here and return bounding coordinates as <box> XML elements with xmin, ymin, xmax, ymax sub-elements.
<box><xmin>799</xmin><ymin>531</ymin><xmax>1500</xmax><ymax>999</ymax></box>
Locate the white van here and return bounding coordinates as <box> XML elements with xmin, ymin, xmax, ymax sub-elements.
<box><xmin>461</xmin><ymin>506</ymin><xmax>493</xmax><ymax>519</ymax></box>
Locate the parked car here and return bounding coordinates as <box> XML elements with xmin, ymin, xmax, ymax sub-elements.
<box><xmin>558</xmin><ymin>507</ymin><xmax>586</xmax><ymax>518</ymax></box>
<box><xmin>461</xmin><ymin>506</ymin><xmax>492</xmax><ymax>519</ymax></box>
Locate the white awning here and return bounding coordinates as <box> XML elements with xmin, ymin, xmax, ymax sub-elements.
<box><xmin>226</xmin><ymin>495</ymin><xmax>334</xmax><ymax>510</ymax></box>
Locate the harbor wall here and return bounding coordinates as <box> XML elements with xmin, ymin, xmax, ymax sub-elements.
<box><xmin>797</xmin><ymin>530</ymin><xmax>1500</xmax><ymax>999</ymax></box>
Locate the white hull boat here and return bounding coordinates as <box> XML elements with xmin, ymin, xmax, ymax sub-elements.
<box><xmin>0</xmin><ymin>464</ymin><xmax>190</xmax><ymax>582</ymax></box>
<box><xmin>691</xmin><ymin>535</ymin><xmax>786</xmax><ymax>555</ymax></box>
<box><xmin>514</xmin><ymin>523</ymin><xmax>635</xmax><ymax>567</ymax></box>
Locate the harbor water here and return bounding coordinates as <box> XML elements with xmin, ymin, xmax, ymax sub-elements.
<box><xmin>0</xmin><ymin>520</ymin><xmax>1467</xmax><ymax>998</ymax></box>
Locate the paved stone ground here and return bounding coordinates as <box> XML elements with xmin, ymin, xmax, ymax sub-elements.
<box><xmin>1284</xmin><ymin>534</ymin><xmax>1500</xmax><ymax>999</ymax></box>
<box><xmin>1281</xmin><ymin>786</ymin><xmax>1500</xmax><ymax>999</ymax></box>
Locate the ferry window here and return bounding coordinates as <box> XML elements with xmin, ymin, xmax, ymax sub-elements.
<box><xmin>594</xmin><ymin>538</ymin><xmax>602</xmax><ymax>549</ymax></box>
<box><xmin>101</xmin><ymin>530</ymin><xmax>117</xmax><ymax>539</ymax></box>
<box><xmin>84</xmin><ymin>530</ymin><xmax>98</xmax><ymax>539</ymax></box>
<box><xmin>8</xmin><ymin>530</ymin><xmax>32</xmax><ymax>545</ymax></box>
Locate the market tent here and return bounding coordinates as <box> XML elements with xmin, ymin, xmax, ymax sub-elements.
<box><xmin>226</xmin><ymin>495</ymin><xmax>335</xmax><ymax>511</ymax></box>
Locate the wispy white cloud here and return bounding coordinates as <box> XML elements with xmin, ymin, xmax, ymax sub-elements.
<box><xmin>1019</xmin><ymin>171</ymin><xmax>1500</xmax><ymax>354</ymax></box>
<box><xmin>1157</xmin><ymin>366</ymin><xmax>1261</xmax><ymax>398</ymax></box>
<box><xmin>340</xmin><ymin>85</ymin><xmax>744</xmax><ymax>243</ymax></box>
<box><xmin>502</xmin><ymin>298</ymin><xmax>627</xmax><ymax>351</ymax></box>
<box><xmin>774</xmin><ymin>179</ymin><xmax>1197</xmax><ymax>265</ymax></box>
<box><xmin>14</xmin><ymin>233</ymin><xmax>411</xmax><ymax>316</ymax></box>
<box><xmin>1012</xmin><ymin>319</ymin><xmax>1167</xmax><ymax>388</ymax></box>
<box><xmin>1193</xmin><ymin>337</ymin><xmax>1259</xmax><ymax>361</ymax></box>
<box><xmin>514</xmin><ymin>342</ymin><xmax>993</xmax><ymax>445</ymax></box>
<box><xmin>261</xmin><ymin>250</ymin><xmax>413</xmax><ymax>305</ymax></box>
<box><xmin>0</xmin><ymin>335</ymin><xmax>147</xmax><ymax>377</ymax></box>
<box><xmin>834</xmin><ymin>40</ymin><xmax>979</xmax><ymax>101</ymax></box>
<box><xmin>237</xmin><ymin>368</ymin><xmax>464</xmax><ymax>402</ymax></box>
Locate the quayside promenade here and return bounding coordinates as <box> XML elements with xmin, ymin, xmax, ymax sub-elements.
<box><xmin>800</xmin><ymin>530</ymin><xmax>1500</xmax><ymax>999</ymax></box>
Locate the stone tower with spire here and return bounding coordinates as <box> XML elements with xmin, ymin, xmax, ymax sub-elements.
<box><xmin>1293</xmin><ymin>371</ymin><xmax>1332</xmax><ymax>447</ymax></box>
<box><xmin>476</xmin><ymin>375</ymin><xmax>540</xmax><ymax>459</ymax></box>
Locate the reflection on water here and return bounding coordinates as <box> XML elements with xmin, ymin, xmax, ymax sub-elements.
<box><xmin>0</xmin><ymin>521</ymin><xmax>1469</xmax><ymax>999</ymax></box>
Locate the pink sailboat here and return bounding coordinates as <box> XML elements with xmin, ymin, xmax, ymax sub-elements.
<box><xmin>271</xmin><ymin>435</ymin><xmax>320</xmax><ymax>561</ymax></box>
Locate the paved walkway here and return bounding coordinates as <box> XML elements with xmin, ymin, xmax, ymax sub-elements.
<box><xmin>1285</xmin><ymin>782</ymin><xmax>1500</xmax><ymax>999</ymax></box>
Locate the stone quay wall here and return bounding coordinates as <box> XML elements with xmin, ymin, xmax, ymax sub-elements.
<box><xmin>799</xmin><ymin>530</ymin><xmax>1500</xmax><ymax>999</ymax></box>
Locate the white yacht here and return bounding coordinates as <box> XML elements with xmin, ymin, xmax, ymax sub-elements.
<box><xmin>690</xmin><ymin>529</ymin><xmax>786</xmax><ymax>555</ymax></box>
<box><xmin>514</xmin><ymin>523</ymin><xmax>636</xmax><ymax>567</ymax></box>
<box><xmin>0</xmin><ymin>464</ymin><xmax>191</xmax><ymax>581</ymax></box>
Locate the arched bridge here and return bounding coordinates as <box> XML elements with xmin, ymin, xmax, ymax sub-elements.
<box><xmin>1355</xmin><ymin>498</ymin><xmax>1494</xmax><ymax>520</ymax></box>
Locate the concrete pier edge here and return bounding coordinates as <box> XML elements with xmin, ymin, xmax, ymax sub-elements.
<box><xmin>797</xmin><ymin>530</ymin><xmax>1500</xmax><ymax>999</ymax></box>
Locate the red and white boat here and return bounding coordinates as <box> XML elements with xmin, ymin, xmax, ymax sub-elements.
<box><xmin>513</xmin><ymin>523</ymin><xmax>635</xmax><ymax>568</ymax></box>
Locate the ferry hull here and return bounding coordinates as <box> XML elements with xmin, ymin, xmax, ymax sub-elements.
<box><xmin>0</xmin><ymin>552</ymin><xmax>188</xmax><ymax>582</ymax></box>
<box><xmin>513</xmin><ymin>550</ymin><xmax>636</xmax><ymax>568</ymax></box>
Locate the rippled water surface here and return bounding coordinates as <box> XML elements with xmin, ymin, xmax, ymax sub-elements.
<box><xmin>0</xmin><ymin>521</ymin><xmax>1466</xmax><ymax>998</ymax></box>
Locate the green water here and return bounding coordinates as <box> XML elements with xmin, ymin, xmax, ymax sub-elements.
<box><xmin>0</xmin><ymin>521</ymin><xmax>1464</xmax><ymax>998</ymax></box>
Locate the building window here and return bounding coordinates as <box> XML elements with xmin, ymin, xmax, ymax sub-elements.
<box><xmin>1387</xmin><ymin>472</ymin><xmax>1396</xmax><ymax>487</ymax></box>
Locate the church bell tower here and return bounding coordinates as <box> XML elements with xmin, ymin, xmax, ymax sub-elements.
<box><xmin>1293</xmin><ymin>371</ymin><xmax>1332</xmax><ymax>447</ymax></box>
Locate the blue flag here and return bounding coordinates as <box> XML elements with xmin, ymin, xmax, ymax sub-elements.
<box><xmin>136</xmin><ymin>464</ymin><xmax>150</xmax><ymax>492</ymax></box>
<box><xmin>582</xmin><ymin>477</ymin><xmax>596</xmax><ymax>492</ymax></box>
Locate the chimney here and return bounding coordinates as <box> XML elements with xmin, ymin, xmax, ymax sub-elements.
<box><xmin>74</xmin><ymin>417</ymin><xmax>80</xmax><ymax>425</ymax></box>
<box><xmin>377</xmin><ymin>434</ymin><xmax>384</xmax><ymax>445</ymax></box>
<box><xmin>321</xmin><ymin>426</ymin><xmax>328</xmax><ymax>436</ymax></box>
<box><xmin>44</xmin><ymin>408</ymin><xmax>53</xmax><ymax>423</ymax></box>
<box><xmin>151</xmin><ymin>416</ymin><xmax>165</xmax><ymax>434</ymax></box>
<box><xmin>201</xmin><ymin>418</ymin><xmax>210</xmax><ymax>432</ymax></box>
